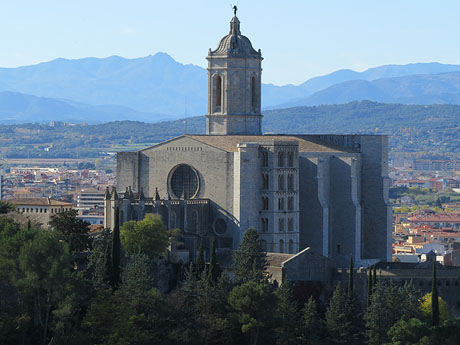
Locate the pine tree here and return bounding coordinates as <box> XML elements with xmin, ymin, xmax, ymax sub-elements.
<box><xmin>111</xmin><ymin>207</ymin><xmax>121</xmax><ymax>288</ymax></box>
<box><xmin>274</xmin><ymin>282</ymin><xmax>300</xmax><ymax>345</ymax></box>
<box><xmin>301</xmin><ymin>296</ymin><xmax>323</xmax><ymax>345</ymax></box>
<box><xmin>325</xmin><ymin>283</ymin><xmax>350</xmax><ymax>345</ymax></box>
<box><xmin>431</xmin><ymin>260</ymin><xmax>439</xmax><ymax>326</ymax></box>
<box><xmin>104</xmin><ymin>239</ymin><xmax>112</xmax><ymax>287</ymax></box>
<box><xmin>196</xmin><ymin>239</ymin><xmax>205</xmax><ymax>279</ymax></box>
<box><xmin>233</xmin><ymin>227</ymin><xmax>267</xmax><ymax>284</ymax></box>
<box><xmin>372</xmin><ymin>265</ymin><xmax>377</xmax><ymax>289</ymax></box>
<box><xmin>348</xmin><ymin>255</ymin><xmax>354</xmax><ymax>299</ymax></box>
<box><xmin>207</xmin><ymin>237</ymin><xmax>220</xmax><ymax>285</ymax></box>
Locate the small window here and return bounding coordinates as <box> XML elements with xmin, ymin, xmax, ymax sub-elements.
<box><xmin>262</xmin><ymin>173</ymin><xmax>269</xmax><ymax>189</ymax></box>
<box><xmin>40</xmin><ymin>208</ymin><xmax>43</xmax><ymax>213</ymax></box>
<box><xmin>288</xmin><ymin>239</ymin><xmax>294</xmax><ymax>254</ymax></box>
<box><xmin>261</xmin><ymin>218</ymin><xmax>268</xmax><ymax>232</ymax></box>
<box><xmin>278</xmin><ymin>152</ymin><xmax>285</xmax><ymax>167</ymax></box>
<box><xmin>288</xmin><ymin>218</ymin><xmax>294</xmax><ymax>231</ymax></box>
<box><xmin>279</xmin><ymin>218</ymin><xmax>285</xmax><ymax>232</ymax></box>
<box><xmin>287</xmin><ymin>174</ymin><xmax>294</xmax><ymax>190</ymax></box>
<box><xmin>278</xmin><ymin>198</ymin><xmax>284</xmax><ymax>211</ymax></box>
<box><xmin>36</xmin><ymin>208</ymin><xmax>39</xmax><ymax>213</ymax></box>
<box><xmin>279</xmin><ymin>239</ymin><xmax>284</xmax><ymax>253</ymax></box>
<box><xmin>261</xmin><ymin>151</ymin><xmax>269</xmax><ymax>167</ymax></box>
<box><xmin>44</xmin><ymin>209</ymin><xmax>47</xmax><ymax>213</ymax></box>
<box><xmin>262</xmin><ymin>196</ymin><xmax>269</xmax><ymax>210</ymax></box>
<box><xmin>278</xmin><ymin>174</ymin><xmax>285</xmax><ymax>190</ymax></box>
<box><xmin>288</xmin><ymin>197</ymin><xmax>294</xmax><ymax>211</ymax></box>
<box><xmin>337</xmin><ymin>244</ymin><xmax>341</xmax><ymax>254</ymax></box>
<box><xmin>251</xmin><ymin>76</ymin><xmax>257</xmax><ymax>112</ymax></box>
<box><xmin>287</xmin><ymin>152</ymin><xmax>294</xmax><ymax>167</ymax></box>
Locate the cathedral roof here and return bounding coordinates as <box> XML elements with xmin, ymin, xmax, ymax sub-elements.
<box><xmin>184</xmin><ymin>135</ymin><xmax>357</xmax><ymax>153</ymax></box>
<box><xmin>208</xmin><ymin>15</ymin><xmax>261</xmax><ymax>59</ymax></box>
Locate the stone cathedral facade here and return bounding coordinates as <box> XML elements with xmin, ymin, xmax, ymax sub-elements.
<box><xmin>106</xmin><ymin>13</ymin><xmax>392</xmax><ymax>268</ymax></box>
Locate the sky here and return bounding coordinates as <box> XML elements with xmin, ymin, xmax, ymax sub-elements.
<box><xmin>1</xmin><ymin>0</ymin><xmax>460</xmax><ymax>85</ymax></box>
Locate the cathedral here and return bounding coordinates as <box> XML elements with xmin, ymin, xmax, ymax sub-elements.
<box><xmin>105</xmin><ymin>12</ymin><xmax>391</xmax><ymax>268</ymax></box>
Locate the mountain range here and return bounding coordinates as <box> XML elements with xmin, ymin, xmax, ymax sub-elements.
<box><xmin>1</xmin><ymin>53</ymin><xmax>460</xmax><ymax>123</ymax></box>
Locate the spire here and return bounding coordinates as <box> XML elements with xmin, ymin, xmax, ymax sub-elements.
<box><xmin>139</xmin><ymin>187</ymin><xmax>145</xmax><ymax>200</ymax></box>
<box><xmin>154</xmin><ymin>187</ymin><xmax>160</xmax><ymax>201</ymax></box>
<box><xmin>124</xmin><ymin>187</ymin><xmax>129</xmax><ymax>199</ymax></box>
<box><xmin>128</xmin><ymin>186</ymin><xmax>134</xmax><ymax>200</ymax></box>
<box><xmin>111</xmin><ymin>187</ymin><xmax>118</xmax><ymax>200</ymax></box>
<box><xmin>105</xmin><ymin>186</ymin><xmax>111</xmax><ymax>200</ymax></box>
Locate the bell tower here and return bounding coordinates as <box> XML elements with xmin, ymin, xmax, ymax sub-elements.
<box><xmin>206</xmin><ymin>9</ymin><xmax>263</xmax><ymax>135</ymax></box>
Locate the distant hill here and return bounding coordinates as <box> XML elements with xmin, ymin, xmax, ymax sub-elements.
<box><xmin>0</xmin><ymin>91</ymin><xmax>163</xmax><ymax>124</ymax></box>
<box><xmin>0</xmin><ymin>53</ymin><xmax>305</xmax><ymax>118</ymax></box>
<box><xmin>282</xmin><ymin>71</ymin><xmax>460</xmax><ymax>108</ymax></box>
<box><xmin>3</xmin><ymin>55</ymin><xmax>460</xmax><ymax>122</ymax></box>
<box><xmin>0</xmin><ymin>101</ymin><xmax>458</xmax><ymax>159</ymax></box>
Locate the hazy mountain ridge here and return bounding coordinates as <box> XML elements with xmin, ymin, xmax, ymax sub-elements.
<box><xmin>2</xmin><ymin>54</ymin><xmax>460</xmax><ymax>122</ymax></box>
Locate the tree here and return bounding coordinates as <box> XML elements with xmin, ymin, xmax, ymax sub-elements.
<box><xmin>431</xmin><ymin>261</ymin><xmax>439</xmax><ymax>326</ymax></box>
<box><xmin>120</xmin><ymin>213</ymin><xmax>169</xmax><ymax>260</ymax></box>
<box><xmin>386</xmin><ymin>318</ymin><xmax>429</xmax><ymax>345</ymax></box>
<box><xmin>228</xmin><ymin>281</ymin><xmax>276</xmax><ymax>345</ymax></box>
<box><xmin>419</xmin><ymin>292</ymin><xmax>451</xmax><ymax>325</ymax></box>
<box><xmin>49</xmin><ymin>209</ymin><xmax>91</xmax><ymax>254</ymax></box>
<box><xmin>348</xmin><ymin>255</ymin><xmax>354</xmax><ymax>299</ymax></box>
<box><xmin>207</xmin><ymin>237</ymin><xmax>221</xmax><ymax>285</ymax></box>
<box><xmin>300</xmin><ymin>296</ymin><xmax>323</xmax><ymax>345</ymax></box>
<box><xmin>232</xmin><ymin>228</ymin><xmax>267</xmax><ymax>284</ymax></box>
<box><xmin>0</xmin><ymin>200</ymin><xmax>15</xmax><ymax>214</ymax></box>
<box><xmin>111</xmin><ymin>207</ymin><xmax>121</xmax><ymax>288</ymax></box>
<box><xmin>196</xmin><ymin>240</ymin><xmax>205</xmax><ymax>279</ymax></box>
<box><xmin>325</xmin><ymin>283</ymin><xmax>352</xmax><ymax>345</ymax></box>
<box><xmin>367</xmin><ymin>266</ymin><xmax>373</xmax><ymax>308</ymax></box>
<box><xmin>274</xmin><ymin>282</ymin><xmax>300</xmax><ymax>345</ymax></box>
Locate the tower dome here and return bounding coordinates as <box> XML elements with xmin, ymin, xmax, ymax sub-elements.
<box><xmin>206</xmin><ymin>10</ymin><xmax>263</xmax><ymax>136</ymax></box>
<box><xmin>209</xmin><ymin>16</ymin><xmax>262</xmax><ymax>59</ymax></box>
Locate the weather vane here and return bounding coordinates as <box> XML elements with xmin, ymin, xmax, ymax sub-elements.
<box><xmin>232</xmin><ymin>5</ymin><xmax>237</xmax><ymax>16</ymax></box>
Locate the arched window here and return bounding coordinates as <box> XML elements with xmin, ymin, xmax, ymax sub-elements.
<box><xmin>190</xmin><ymin>210</ymin><xmax>199</xmax><ymax>232</ymax></box>
<box><xmin>279</xmin><ymin>218</ymin><xmax>285</xmax><ymax>232</ymax></box>
<box><xmin>262</xmin><ymin>173</ymin><xmax>269</xmax><ymax>189</ymax></box>
<box><xmin>262</xmin><ymin>196</ymin><xmax>269</xmax><ymax>210</ymax></box>
<box><xmin>251</xmin><ymin>76</ymin><xmax>257</xmax><ymax>112</ymax></box>
<box><xmin>261</xmin><ymin>150</ymin><xmax>269</xmax><ymax>167</ymax></box>
<box><xmin>213</xmin><ymin>75</ymin><xmax>222</xmax><ymax>113</ymax></box>
<box><xmin>288</xmin><ymin>240</ymin><xmax>294</xmax><ymax>254</ymax></box>
<box><xmin>287</xmin><ymin>197</ymin><xmax>293</xmax><ymax>211</ymax></box>
<box><xmin>278</xmin><ymin>197</ymin><xmax>285</xmax><ymax>211</ymax></box>
<box><xmin>288</xmin><ymin>217</ymin><xmax>294</xmax><ymax>231</ymax></box>
<box><xmin>278</xmin><ymin>174</ymin><xmax>284</xmax><ymax>190</ymax></box>
<box><xmin>279</xmin><ymin>239</ymin><xmax>284</xmax><ymax>253</ymax></box>
<box><xmin>278</xmin><ymin>152</ymin><xmax>285</xmax><ymax>167</ymax></box>
<box><xmin>287</xmin><ymin>174</ymin><xmax>294</xmax><ymax>190</ymax></box>
<box><xmin>261</xmin><ymin>218</ymin><xmax>269</xmax><ymax>232</ymax></box>
<box><xmin>287</xmin><ymin>152</ymin><xmax>294</xmax><ymax>167</ymax></box>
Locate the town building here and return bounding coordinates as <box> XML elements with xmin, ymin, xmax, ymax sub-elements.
<box><xmin>108</xmin><ymin>11</ymin><xmax>392</xmax><ymax>268</ymax></box>
<box><xmin>11</xmin><ymin>197</ymin><xmax>74</xmax><ymax>229</ymax></box>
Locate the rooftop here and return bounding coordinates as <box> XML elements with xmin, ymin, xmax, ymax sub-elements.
<box><xmin>10</xmin><ymin>198</ymin><xmax>73</xmax><ymax>206</ymax></box>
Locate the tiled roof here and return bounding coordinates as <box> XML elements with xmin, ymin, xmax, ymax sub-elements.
<box><xmin>10</xmin><ymin>198</ymin><xmax>73</xmax><ymax>206</ymax></box>
<box><xmin>266</xmin><ymin>252</ymin><xmax>295</xmax><ymax>267</ymax></box>
<box><xmin>185</xmin><ymin>135</ymin><xmax>353</xmax><ymax>153</ymax></box>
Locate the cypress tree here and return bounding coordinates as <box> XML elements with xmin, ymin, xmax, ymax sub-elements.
<box><xmin>301</xmin><ymin>296</ymin><xmax>323</xmax><ymax>345</ymax></box>
<box><xmin>207</xmin><ymin>237</ymin><xmax>220</xmax><ymax>284</ymax></box>
<box><xmin>431</xmin><ymin>260</ymin><xmax>439</xmax><ymax>326</ymax></box>
<box><xmin>348</xmin><ymin>255</ymin><xmax>354</xmax><ymax>299</ymax></box>
<box><xmin>111</xmin><ymin>206</ymin><xmax>121</xmax><ymax>288</ymax></box>
<box><xmin>372</xmin><ymin>265</ymin><xmax>377</xmax><ymax>289</ymax></box>
<box><xmin>27</xmin><ymin>219</ymin><xmax>32</xmax><ymax>231</ymax></box>
<box><xmin>196</xmin><ymin>239</ymin><xmax>205</xmax><ymax>279</ymax></box>
<box><xmin>367</xmin><ymin>266</ymin><xmax>373</xmax><ymax>308</ymax></box>
<box><xmin>233</xmin><ymin>227</ymin><xmax>267</xmax><ymax>284</ymax></box>
<box><xmin>104</xmin><ymin>239</ymin><xmax>112</xmax><ymax>286</ymax></box>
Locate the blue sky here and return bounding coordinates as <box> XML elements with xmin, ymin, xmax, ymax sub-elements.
<box><xmin>1</xmin><ymin>0</ymin><xmax>459</xmax><ymax>85</ymax></box>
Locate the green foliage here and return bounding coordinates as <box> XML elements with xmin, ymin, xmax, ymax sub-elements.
<box><xmin>431</xmin><ymin>262</ymin><xmax>439</xmax><ymax>326</ymax></box>
<box><xmin>120</xmin><ymin>213</ymin><xmax>169</xmax><ymax>260</ymax></box>
<box><xmin>207</xmin><ymin>237</ymin><xmax>221</xmax><ymax>285</ymax></box>
<box><xmin>366</xmin><ymin>281</ymin><xmax>421</xmax><ymax>345</ymax></box>
<box><xmin>228</xmin><ymin>281</ymin><xmax>276</xmax><ymax>345</ymax></box>
<box><xmin>419</xmin><ymin>292</ymin><xmax>451</xmax><ymax>325</ymax></box>
<box><xmin>300</xmin><ymin>297</ymin><xmax>324</xmax><ymax>345</ymax></box>
<box><xmin>0</xmin><ymin>200</ymin><xmax>15</xmax><ymax>214</ymax></box>
<box><xmin>111</xmin><ymin>207</ymin><xmax>121</xmax><ymax>288</ymax></box>
<box><xmin>49</xmin><ymin>209</ymin><xmax>92</xmax><ymax>254</ymax></box>
<box><xmin>385</xmin><ymin>318</ymin><xmax>429</xmax><ymax>345</ymax></box>
<box><xmin>85</xmin><ymin>228</ymin><xmax>112</xmax><ymax>291</ymax></box>
<box><xmin>195</xmin><ymin>240</ymin><xmax>205</xmax><ymax>279</ymax></box>
<box><xmin>274</xmin><ymin>282</ymin><xmax>300</xmax><ymax>345</ymax></box>
<box><xmin>233</xmin><ymin>228</ymin><xmax>267</xmax><ymax>284</ymax></box>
